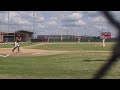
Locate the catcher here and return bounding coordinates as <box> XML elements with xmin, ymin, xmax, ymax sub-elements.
<box><xmin>12</xmin><ymin>34</ymin><xmax>21</xmax><ymax>52</ymax></box>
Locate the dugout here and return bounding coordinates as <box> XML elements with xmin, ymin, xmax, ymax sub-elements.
<box><xmin>0</xmin><ymin>32</ymin><xmax>4</xmax><ymax>43</ymax></box>
<box><xmin>0</xmin><ymin>30</ymin><xmax>33</xmax><ymax>43</ymax></box>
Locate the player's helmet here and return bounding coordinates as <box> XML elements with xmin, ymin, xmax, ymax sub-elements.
<box><xmin>17</xmin><ymin>34</ymin><xmax>20</xmax><ymax>38</ymax></box>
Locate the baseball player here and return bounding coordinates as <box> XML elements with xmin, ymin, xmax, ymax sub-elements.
<box><xmin>12</xmin><ymin>35</ymin><xmax>21</xmax><ymax>52</ymax></box>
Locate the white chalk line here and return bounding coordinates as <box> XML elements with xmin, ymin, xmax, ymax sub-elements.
<box><xmin>0</xmin><ymin>54</ymin><xmax>10</xmax><ymax>57</ymax></box>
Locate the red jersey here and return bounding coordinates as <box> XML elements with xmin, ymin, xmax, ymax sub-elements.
<box><xmin>16</xmin><ymin>37</ymin><xmax>21</xmax><ymax>42</ymax></box>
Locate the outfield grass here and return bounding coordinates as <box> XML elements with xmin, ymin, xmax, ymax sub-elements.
<box><xmin>0</xmin><ymin>42</ymin><xmax>119</xmax><ymax>79</ymax></box>
<box><xmin>28</xmin><ymin>42</ymin><xmax>115</xmax><ymax>51</ymax></box>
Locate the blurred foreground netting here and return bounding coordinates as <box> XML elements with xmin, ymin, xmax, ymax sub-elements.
<box><xmin>93</xmin><ymin>11</ymin><xmax>120</xmax><ymax>79</ymax></box>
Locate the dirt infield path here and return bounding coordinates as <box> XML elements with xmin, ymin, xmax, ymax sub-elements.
<box><xmin>0</xmin><ymin>47</ymin><xmax>111</xmax><ymax>57</ymax></box>
<box><xmin>0</xmin><ymin>47</ymin><xmax>69</xmax><ymax>57</ymax></box>
<box><xmin>0</xmin><ymin>43</ymin><xmax>70</xmax><ymax>57</ymax></box>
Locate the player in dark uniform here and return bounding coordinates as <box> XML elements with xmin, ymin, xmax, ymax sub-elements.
<box><xmin>12</xmin><ymin>35</ymin><xmax>21</xmax><ymax>52</ymax></box>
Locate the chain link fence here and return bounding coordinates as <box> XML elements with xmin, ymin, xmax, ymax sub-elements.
<box><xmin>92</xmin><ymin>11</ymin><xmax>120</xmax><ymax>79</ymax></box>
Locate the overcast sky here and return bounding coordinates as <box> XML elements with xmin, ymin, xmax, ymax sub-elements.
<box><xmin>0</xmin><ymin>11</ymin><xmax>119</xmax><ymax>38</ymax></box>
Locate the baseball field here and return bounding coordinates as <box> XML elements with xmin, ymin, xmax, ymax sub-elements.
<box><xmin>0</xmin><ymin>42</ymin><xmax>119</xmax><ymax>79</ymax></box>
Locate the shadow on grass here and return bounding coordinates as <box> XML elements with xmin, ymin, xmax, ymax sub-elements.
<box><xmin>83</xmin><ymin>59</ymin><xmax>107</xmax><ymax>62</ymax></box>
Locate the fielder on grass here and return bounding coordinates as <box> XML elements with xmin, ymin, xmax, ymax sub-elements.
<box><xmin>12</xmin><ymin>34</ymin><xmax>21</xmax><ymax>52</ymax></box>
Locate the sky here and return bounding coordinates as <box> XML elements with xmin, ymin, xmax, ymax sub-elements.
<box><xmin>0</xmin><ymin>11</ymin><xmax>119</xmax><ymax>38</ymax></box>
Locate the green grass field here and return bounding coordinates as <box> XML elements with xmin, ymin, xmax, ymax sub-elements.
<box><xmin>0</xmin><ymin>42</ymin><xmax>119</xmax><ymax>79</ymax></box>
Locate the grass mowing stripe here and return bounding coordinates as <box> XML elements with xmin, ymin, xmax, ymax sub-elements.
<box><xmin>28</xmin><ymin>43</ymin><xmax>114</xmax><ymax>51</ymax></box>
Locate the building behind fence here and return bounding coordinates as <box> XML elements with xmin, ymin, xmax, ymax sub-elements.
<box><xmin>35</xmin><ymin>33</ymin><xmax>116</xmax><ymax>42</ymax></box>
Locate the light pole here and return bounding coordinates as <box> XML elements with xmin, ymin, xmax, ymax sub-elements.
<box><xmin>33</xmin><ymin>11</ymin><xmax>36</xmax><ymax>39</ymax></box>
<box><xmin>67</xmin><ymin>29</ymin><xmax>68</xmax><ymax>39</ymax></box>
<box><xmin>86</xmin><ymin>12</ymin><xmax>89</xmax><ymax>40</ymax></box>
<box><xmin>8</xmin><ymin>11</ymin><xmax>9</xmax><ymax>33</ymax></box>
<box><xmin>83</xmin><ymin>11</ymin><xmax>88</xmax><ymax>36</ymax></box>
